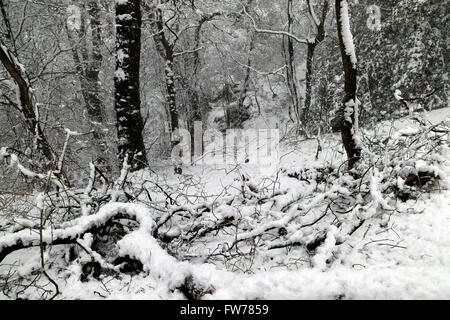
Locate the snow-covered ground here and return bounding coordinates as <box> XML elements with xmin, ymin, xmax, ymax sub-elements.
<box><xmin>1</xmin><ymin>108</ymin><xmax>449</xmax><ymax>300</ymax></box>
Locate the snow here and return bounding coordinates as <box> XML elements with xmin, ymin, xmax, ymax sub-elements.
<box><xmin>66</xmin><ymin>5</ymin><xmax>81</xmax><ymax>31</ymax></box>
<box><xmin>311</xmin><ymin>225</ymin><xmax>338</xmax><ymax>270</ymax></box>
<box><xmin>117</xmin><ymin>14</ymin><xmax>132</xmax><ymax>21</ymax></box>
<box><xmin>1</xmin><ymin>108</ymin><xmax>450</xmax><ymax>300</ymax></box>
<box><xmin>115</xmin><ymin>68</ymin><xmax>127</xmax><ymax>81</ymax></box>
<box><xmin>57</xmin><ymin>128</ymin><xmax>79</xmax><ymax>172</ymax></box>
<box><xmin>9</xmin><ymin>193</ymin><xmax>450</xmax><ymax>301</ymax></box>
<box><xmin>0</xmin><ymin>147</ymin><xmax>7</xmax><ymax>160</ymax></box>
<box><xmin>369</xmin><ymin>168</ymin><xmax>394</xmax><ymax>211</ymax></box>
<box><xmin>84</xmin><ymin>162</ymin><xmax>96</xmax><ymax>196</ymax></box>
<box><xmin>116</xmin><ymin>49</ymin><xmax>128</xmax><ymax>63</ymax></box>
<box><xmin>339</xmin><ymin>0</ymin><xmax>357</xmax><ymax>67</ymax></box>
<box><xmin>0</xmin><ymin>0</ymin><xmax>447</xmax><ymax>302</ymax></box>
<box><xmin>35</xmin><ymin>193</ymin><xmax>45</xmax><ymax>210</ymax></box>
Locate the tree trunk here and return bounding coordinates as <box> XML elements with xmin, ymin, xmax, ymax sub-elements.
<box><xmin>114</xmin><ymin>0</ymin><xmax>147</xmax><ymax>170</ymax></box>
<box><xmin>284</xmin><ymin>0</ymin><xmax>301</xmax><ymax>131</ymax></box>
<box><xmin>150</xmin><ymin>7</ymin><xmax>179</xmax><ymax>137</ymax></box>
<box><xmin>302</xmin><ymin>0</ymin><xmax>329</xmax><ymax>127</ymax></box>
<box><xmin>0</xmin><ymin>43</ymin><xmax>54</xmax><ymax>164</ymax></box>
<box><xmin>164</xmin><ymin>58</ymin><xmax>179</xmax><ymax>136</ymax></box>
<box><xmin>187</xmin><ymin>12</ymin><xmax>220</xmax><ymax>137</ymax></box>
<box><xmin>114</xmin><ymin>0</ymin><xmax>148</xmax><ymax>170</ymax></box>
<box><xmin>335</xmin><ymin>0</ymin><xmax>360</xmax><ymax>170</ymax></box>
<box><xmin>237</xmin><ymin>34</ymin><xmax>255</xmax><ymax>128</ymax></box>
<box><xmin>66</xmin><ymin>1</ymin><xmax>111</xmax><ymax>173</ymax></box>
<box><xmin>303</xmin><ymin>43</ymin><xmax>316</xmax><ymax>127</ymax></box>
<box><xmin>0</xmin><ymin>41</ymin><xmax>72</xmax><ymax>185</ymax></box>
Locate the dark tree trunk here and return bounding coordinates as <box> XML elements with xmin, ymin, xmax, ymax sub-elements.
<box><xmin>302</xmin><ymin>0</ymin><xmax>329</xmax><ymax>127</ymax></box>
<box><xmin>0</xmin><ymin>41</ymin><xmax>72</xmax><ymax>184</ymax></box>
<box><xmin>164</xmin><ymin>58</ymin><xmax>178</xmax><ymax>135</ymax></box>
<box><xmin>303</xmin><ymin>43</ymin><xmax>315</xmax><ymax>126</ymax></box>
<box><xmin>187</xmin><ymin>12</ymin><xmax>220</xmax><ymax>138</ymax></box>
<box><xmin>284</xmin><ymin>0</ymin><xmax>301</xmax><ymax>130</ymax></box>
<box><xmin>0</xmin><ymin>44</ymin><xmax>52</xmax><ymax>162</ymax></box>
<box><xmin>237</xmin><ymin>34</ymin><xmax>255</xmax><ymax>128</ymax></box>
<box><xmin>335</xmin><ymin>0</ymin><xmax>361</xmax><ymax>170</ymax></box>
<box><xmin>187</xmin><ymin>13</ymin><xmax>212</xmax><ymax>135</ymax></box>
<box><xmin>114</xmin><ymin>0</ymin><xmax>148</xmax><ymax>170</ymax></box>
<box><xmin>150</xmin><ymin>7</ymin><xmax>179</xmax><ymax>137</ymax></box>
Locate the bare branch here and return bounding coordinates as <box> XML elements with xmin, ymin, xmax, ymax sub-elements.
<box><xmin>241</xmin><ymin>3</ymin><xmax>312</xmax><ymax>44</ymax></box>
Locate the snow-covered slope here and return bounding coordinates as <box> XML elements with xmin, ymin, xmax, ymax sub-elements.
<box><xmin>1</xmin><ymin>108</ymin><xmax>449</xmax><ymax>300</ymax></box>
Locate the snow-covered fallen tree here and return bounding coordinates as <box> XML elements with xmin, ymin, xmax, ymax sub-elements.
<box><xmin>0</xmin><ymin>114</ymin><xmax>449</xmax><ymax>299</ymax></box>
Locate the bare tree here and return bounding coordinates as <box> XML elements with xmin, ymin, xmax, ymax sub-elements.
<box><xmin>146</xmin><ymin>1</ymin><xmax>179</xmax><ymax>142</ymax></box>
<box><xmin>180</xmin><ymin>9</ymin><xmax>220</xmax><ymax>157</ymax></box>
<box><xmin>243</xmin><ymin>0</ymin><xmax>328</xmax><ymax>135</ymax></box>
<box><xmin>0</xmin><ymin>41</ymin><xmax>55</xmax><ymax>165</ymax></box>
<box><xmin>335</xmin><ymin>0</ymin><xmax>360</xmax><ymax>169</ymax></box>
<box><xmin>0</xmin><ymin>0</ymin><xmax>73</xmax><ymax>183</ymax></box>
<box><xmin>302</xmin><ymin>0</ymin><xmax>329</xmax><ymax>127</ymax></box>
<box><xmin>283</xmin><ymin>0</ymin><xmax>302</xmax><ymax>131</ymax></box>
<box><xmin>66</xmin><ymin>0</ymin><xmax>112</xmax><ymax>173</ymax></box>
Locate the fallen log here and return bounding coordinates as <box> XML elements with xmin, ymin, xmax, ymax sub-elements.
<box><xmin>0</xmin><ymin>203</ymin><xmax>147</xmax><ymax>264</ymax></box>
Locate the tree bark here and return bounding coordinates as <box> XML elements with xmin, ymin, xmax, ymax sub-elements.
<box><xmin>66</xmin><ymin>0</ymin><xmax>111</xmax><ymax>173</ymax></box>
<box><xmin>335</xmin><ymin>0</ymin><xmax>361</xmax><ymax>170</ymax></box>
<box><xmin>0</xmin><ymin>6</ymin><xmax>70</xmax><ymax>184</ymax></box>
<box><xmin>0</xmin><ymin>42</ymin><xmax>56</xmax><ymax>166</ymax></box>
<box><xmin>283</xmin><ymin>0</ymin><xmax>301</xmax><ymax>130</ymax></box>
<box><xmin>150</xmin><ymin>6</ymin><xmax>179</xmax><ymax>137</ymax></box>
<box><xmin>237</xmin><ymin>34</ymin><xmax>255</xmax><ymax>128</ymax></box>
<box><xmin>302</xmin><ymin>0</ymin><xmax>329</xmax><ymax>127</ymax></box>
<box><xmin>114</xmin><ymin>0</ymin><xmax>148</xmax><ymax>170</ymax></box>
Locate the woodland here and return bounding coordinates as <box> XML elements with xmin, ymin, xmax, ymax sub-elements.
<box><xmin>0</xmin><ymin>0</ymin><xmax>449</xmax><ymax>300</ymax></box>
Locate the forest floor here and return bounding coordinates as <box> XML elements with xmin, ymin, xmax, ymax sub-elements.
<box><xmin>1</xmin><ymin>107</ymin><xmax>450</xmax><ymax>300</ymax></box>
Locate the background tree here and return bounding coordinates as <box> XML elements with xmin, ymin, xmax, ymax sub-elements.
<box><xmin>0</xmin><ymin>40</ymin><xmax>57</xmax><ymax>167</ymax></box>
<box><xmin>312</xmin><ymin>0</ymin><xmax>448</xmax><ymax>135</ymax></box>
<box><xmin>302</xmin><ymin>0</ymin><xmax>329</xmax><ymax>130</ymax></box>
<box><xmin>0</xmin><ymin>0</ymin><xmax>72</xmax><ymax>183</ymax></box>
<box><xmin>66</xmin><ymin>0</ymin><xmax>112</xmax><ymax>173</ymax></box>
<box><xmin>355</xmin><ymin>0</ymin><xmax>448</xmax><ymax>121</ymax></box>
<box><xmin>147</xmin><ymin>1</ymin><xmax>179</xmax><ymax>139</ymax></box>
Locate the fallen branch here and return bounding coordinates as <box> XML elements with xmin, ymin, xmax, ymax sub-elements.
<box><xmin>0</xmin><ymin>203</ymin><xmax>148</xmax><ymax>264</ymax></box>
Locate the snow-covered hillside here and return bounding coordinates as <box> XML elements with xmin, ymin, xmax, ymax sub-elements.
<box><xmin>1</xmin><ymin>107</ymin><xmax>449</xmax><ymax>300</ymax></box>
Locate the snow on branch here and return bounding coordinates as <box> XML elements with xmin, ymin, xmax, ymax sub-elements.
<box><xmin>173</xmin><ymin>46</ymin><xmax>204</xmax><ymax>58</ymax></box>
<box><xmin>228</xmin><ymin>51</ymin><xmax>286</xmax><ymax>77</ymax></box>
<box><xmin>241</xmin><ymin>4</ymin><xmax>313</xmax><ymax>44</ymax></box>
<box><xmin>56</xmin><ymin>128</ymin><xmax>82</xmax><ymax>174</ymax></box>
<box><xmin>1</xmin><ymin>148</ymin><xmax>64</xmax><ymax>189</ymax></box>
<box><xmin>339</xmin><ymin>0</ymin><xmax>357</xmax><ymax>67</ymax></box>
<box><xmin>0</xmin><ymin>203</ymin><xmax>148</xmax><ymax>263</ymax></box>
<box><xmin>0</xmin><ymin>200</ymin><xmax>197</xmax><ymax>288</ymax></box>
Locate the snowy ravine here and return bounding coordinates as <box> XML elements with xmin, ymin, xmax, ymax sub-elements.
<box><xmin>1</xmin><ymin>108</ymin><xmax>450</xmax><ymax>300</ymax></box>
